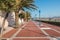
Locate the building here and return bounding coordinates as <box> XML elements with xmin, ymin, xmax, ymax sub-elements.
<box><xmin>0</xmin><ymin>11</ymin><xmax>8</xmax><ymax>29</ymax></box>
<box><xmin>0</xmin><ymin>10</ymin><xmax>25</xmax><ymax>29</ymax></box>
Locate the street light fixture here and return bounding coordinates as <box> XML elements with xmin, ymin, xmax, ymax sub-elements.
<box><xmin>35</xmin><ymin>13</ymin><xmax>37</xmax><ymax>20</ymax></box>
<box><xmin>39</xmin><ymin>10</ymin><xmax>40</xmax><ymax>26</ymax></box>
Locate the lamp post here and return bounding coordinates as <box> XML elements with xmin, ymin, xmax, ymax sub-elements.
<box><xmin>39</xmin><ymin>10</ymin><xmax>40</xmax><ymax>26</ymax></box>
<box><xmin>35</xmin><ymin>14</ymin><xmax>36</xmax><ymax>19</ymax></box>
<box><xmin>35</xmin><ymin>14</ymin><xmax>37</xmax><ymax>20</ymax></box>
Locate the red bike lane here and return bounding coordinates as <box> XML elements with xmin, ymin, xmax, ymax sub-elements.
<box><xmin>13</xmin><ymin>21</ymin><xmax>50</xmax><ymax>40</ymax></box>
<box><xmin>3</xmin><ymin>21</ymin><xmax>60</xmax><ymax>40</ymax></box>
<box><xmin>35</xmin><ymin>21</ymin><xmax>60</xmax><ymax>39</ymax></box>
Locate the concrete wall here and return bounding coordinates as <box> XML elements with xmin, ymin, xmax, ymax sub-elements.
<box><xmin>7</xmin><ymin>12</ymin><xmax>15</xmax><ymax>27</ymax></box>
<box><xmin>0</xmin><ymin>16</ymin><xmax>8</xmax><ymax>28</ymax></box>
<box><xmin>0</xmin><ymin>11</ymin><xmax>8</xmax><ymax>28</ymax></box>
<box><xmin>0</xmin><ymin>11</ymin><xmax>25</xmax><ymax>28</ymax></box>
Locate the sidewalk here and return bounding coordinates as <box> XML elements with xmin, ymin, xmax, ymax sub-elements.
<box><xmin>3</xmin><ymin>27</ymin><xmax>14</xmax><ymax>35</ymax></box>
<box><xmin>2</xmin><ymin>21</ymin><xmax>27</xmax><ymax>38</ymax></box>
<box><xmin>0</xmin><ymin>27</ymin><xmax>14</xmax><ymax>35</ymax></box>
<box><xmin>1</xmin><ymin>21</ymin><xmax>60</xmax><ymax>40</ymax></box>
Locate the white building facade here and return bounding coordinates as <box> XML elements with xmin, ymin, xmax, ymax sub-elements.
<box><xmin>0</xmin><ymin>10</ymin><xmax>25</xmax><ymax>29</ymax></box>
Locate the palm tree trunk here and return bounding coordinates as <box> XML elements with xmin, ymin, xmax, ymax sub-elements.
<box><xmin>0</xmin><ymin>11</ymin><xmax>9</xmax><ymax>40</ymax></box>
<box><xmin>0</xmin><ymin>19</ymin><xmax>6</xmax><ymax>40</ymax></box>
<box><xmin>26</xmin><ymin>15</ymin><xmax>28</xmax><ymax>22</ymax></box>
<box><xmin>25</xmin><ymin>13</ymin><xmax>27</xmax><ymax>22</ymax></box>
<box><xmin>15</xmin><ymin>11</ymin><xmax>19</xmax><ymax>28</ymax></box>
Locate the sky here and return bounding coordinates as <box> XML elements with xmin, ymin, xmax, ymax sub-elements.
<box><xmin>31</xmin><ymin>0</ymin><xmax>60</xmax><ymax>18</ymax></box>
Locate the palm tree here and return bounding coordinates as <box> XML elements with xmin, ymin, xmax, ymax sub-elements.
<box><xmin>17</xmin><ymin>0</ymin><xmax>37</xmax><ymax>27</ymax></box>
<box><xmin>19</xmin><ymin>0</ymin><xmax>37</xmax><ymax>10</ymax></box>
<box><xmin>19</xmin><ymin>13</ymin><xmax>25</xmax><ymax>19</ymax></box>
<box><xmin>0</xmin><ymin>0</ymin><xmax>37</xmax><ymax>30</ymax></box>
<box><xmin>8</xmin><ymin>0</ymin><xmax>37</xmax><ymax>28</ymax></box>
<box><xmin>0</xmin><ymin>0</ymin><xmax>37</xmax><ymax>33</ymax></box>
<box><xmin>19</xmin><ymin>12</ymin><xmax>25</xmax><ymax>24</ymax></box>
<box><xmin>0</xmin><ymin>0</ymin><xmax>16</xmax><ymax>30</ymax></box>
<box><xmin>25</xmin><ymin>11</ymin><xmax>31</xmax><ymax>22</ymax></box>
<box><xmin>0</xmin><ymin>1</ymin><xmax>9</xmax><ymax>40</ymax></box>
<box><xmin>0</xmin><ymin>0</ymin><xmax>37</xmax><ymax>39</ymax></box>
<box><xmin>0</xmin><ymin>0</ymin><xmax>16</xmax><ymax>39</ymax></box>
<box><xmin>14</xmin><ymin>0</ymin><xmax>37</xmax><ymax>28</ymax></box>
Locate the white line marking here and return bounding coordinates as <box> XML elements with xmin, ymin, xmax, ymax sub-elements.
<box><xmin>50</xmin><ymin>38</ymin><xmax>58</xmax><ymax>40</ymax></box>
<box><xmin>2</xmin><ymin>37</ymin><xmax>51</xmax><ymax>39</ymax></box>
<box><xmin>33</xmin><ymin>21</ymin><xmax>59</xmax><ymax>40</ymax></box>
<box><xmin>6</xmin><ymin>21</ymin><xmax>59</xmax><ymax>40</ymax></box>
<box><xmin>11</xmin><ymin>22</ymin><xmax>28</xmax><ymax>38</ymax></box>
<box><xmin>33</xmin><ymin>21</ymin><xmax>50</xmax><ymax>36</ymax></box>
<box><xmin>57</xmin><ymin>37</ymin><xmax>60</xmax><ymax>38</ymax></box>
<box><xmin>51</xmin><ymin>29</ymin><xmax>60</xmax><ymax>33</ymax></box>
<box><xmin>43</xmin><ymin>23</ymin><xmax>60</xmax><ymax>33</ymax></box>
<box><xmin>40</xmin><ymin>29</ymin><xmax>49</xmax><ymax>36</ymax></box>
<box><xmin>2</xmin><ymin>37</ymin><xmax>60</xmax><ymax>39</ymax></box>
<box><xmin>1</xmin><ymin>38</ymin><xmax>10</xmax><ymax>40</ymax></box>
<box><xmin>41</xmin><ymin>28</ymin><xmax>51</xmax><ymax>30</ymax></box>
<box><xmin>3</xmin><ymin>27</ymin><xmax>14</xmax><ymax>35</ymax></box>
<box><xmin>12</xmin><ymin>37</ymin><xmax>51</xmax><ymax>39</ymax></box>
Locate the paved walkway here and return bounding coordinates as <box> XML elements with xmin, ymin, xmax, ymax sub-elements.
<box><xmin>2</xmin><ymin>21</ymin><xmax>60</xmax><ymax>40</ymax></box>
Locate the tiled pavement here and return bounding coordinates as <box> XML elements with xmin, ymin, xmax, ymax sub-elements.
<box><xmin>2</xmin><ymin>21</ymin><xmax>60</xmax><ymax>40</ymax></box>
